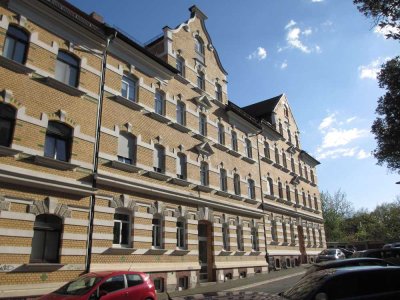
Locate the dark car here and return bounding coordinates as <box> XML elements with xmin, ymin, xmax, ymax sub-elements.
<box><xmin>337</xmin><ymin>247</ymin><xmax>354</xmax><ymax>258</ymax></box>
<box><xmin>316</xmin><ymin>249</ymin><xmax>345</xmax><ymax>263</ymax></box>
<box><xmin>39</xmin><ymin>271</ymin><xmax>157</xmax><ymax>300</ymax></box>
<box><xmin>281</xmin><ymin>266</ymin><xmax>400</xmax><ymax>299</ymax></box>
<box><xmin>383</xmin><ymin>242</ymin><xmax>400</xmax><ymax>249</ymax></box>
<box><xmin>304</xmin><ymin>257</ymin><xmax>393</xmax><ymax>277</ymax></box>
<box><xmin>352</xmin><ymin>248</ymin><xmax>400</xmax><ymax>265</ymax></box>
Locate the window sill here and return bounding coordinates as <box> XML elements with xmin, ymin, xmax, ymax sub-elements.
<box><xmin>228</xmin><ymin>149</ymin><xmax>242</xmax><ymax>158</ymax></box>
<box><xmin>111</xmin><ymin>160</ymin><xmax>142</xmax><ymax>173</ymax></box>
<box><xmin>264</xmin><ymin>194</ymin><xmax>277</xmax><ymax>201</ymax></box>
<box><xmin>146</xmin><ymin>112</ymin><xmax>171</xmax><ymax>124</ymax></box>
<box><xmin>0</xmin><ymin>56</ymin><xmax>34</xmax><ymax>74</ymax></box>
<box><xmin>192</xmin><ymin>86</ymin><xmax>205</xmax><ymax>95</ymax></box>
<box><xmin>193</xmin><ymin>133</ymin><xmax>212</xmax><ymax>143</ymax></box>
<box><xmin>273</xmin><ymin>162</ymin><xmax>282</xmax><ymax>169</ymax></box>
<box><xmin>168</xmin><ymin>177</ymin><xmax>192</xmax><ymax>187</ymax></box>
<box><xmin>170</xmin><ymin>122</ymin><xmax>192</xmax><ymax>133</ymax></box>
<box><xmin>250</xmin><ymin>251</ymin><xmax>261</xmax><ymax>256</ymax></box>
<box><xmin>145</xmin><ymin>248</ymin><xmax>168</xmax><ymax>255</ymax></box>
<box><xmin>270</xmin><ymin>241</ymin><xmax>279</xmax><ymax>246</ymax></box>
<box><xmin>303</xmin><ymin>207</ymin><xmax>314</xmax><ymax>212</ymax></box>
<box><xmin>219</xmin><ymin>250</ymin><xmax>232</xmax><ymax>256</ymax></box>
<box><xmin>261</xmin><ymin>156</ymin><xmax>273</xmax><ymax>164</ymax></box>
<box><xmin>0</xmin><ymin>145</ymin><xmax>22</xmax><ymax>157</ymax></box>
<box><xmin>37</xmin><ymin>77</ymin><xmax>85</xmax><ymax>97</ymax></box>
<box><xmin>34</xmin><ymin>155</ymin><xmax>78</xmax><ymax>170</ymax></box>
<box><xmin>314</xmin><ymin>210</ymin><xmax>321</xmax><ymax>214</ymax></box>
<box><xmin>211</xmin><ymin>98</ymin><xmax>226</xmax><ymax>108</ymax></box>
<box><xmin>171</xmin><ymin>249</ymin><xmax>190</xmax><ymax>256</ymax></box>
<box><xmin>229</xmin><ymin>194</ymin><xmax>243</xmax><ymax>201</ymax></box>
<box><xmin>143</xmin><ymin>170</ymin><xmax>171</xmax><ymax>181</ymax></box>
<box><xmin>243</xmin><ymin>197</ymin><xmax>258</xmax><ymax>204</ymax></box>
<box><xmin>112</xmin><ymin>95</ymin><xmax>144</xmax><ymax>111</ymax></box>
<box><xmin>310</xmin><ymin>182</ymin><xmax>317</xmax><ymax>187</ymax></box>
<box><xmin>293</xmin><ymin>203</ymin><xmax>302</xmax><ymax>208</ymax></box>
<box><xmin>13</xmin><ymin>263</ymin><xmax>64</xmax><ymax>273</ymax></box>
<box><xmin>103</xmin><ymin>247</ymin><xmax>136</xmax><ymax>255</ymax></box>
<box><xmin>175</xmin><ymin>74</ymin><xmax>190</xmax><ymax>85</ymax></box>
<box><xmin>196</xmin><ymin>185</ymin><xmax>214</xmax><ymax>193</ymax></box>
<box><xmin>281</xmin><ymin>167</ymin><xmax>290</xmax><ymax>173</ymax></box>
<box><xmin>213</xmin><ymin>143</ymin><xmax>229</xmax><ymax>152</ymax></box>
<box><xmin>215</xmin><ymin>190</ymin><xmax>231</xmax><ymax>198</ymax></box>
<box><xmin>234</xmin><ymin>251</ymin><xmax>246</xmax><ymax>256</ymax></box>
<box><xmin>242</xmin><ymin>156</ymin><xmax>256</xmax><ymax>164</ymax></box>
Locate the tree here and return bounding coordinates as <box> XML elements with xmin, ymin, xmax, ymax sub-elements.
<box><xmin>321</xmin><ymin>190</ymin><xmax>354</xmax><ymax>242</ymax></box>
<box><xmin>371</xmin><ymin>57</ymin><xmax>400</xmax><ymax>173</ymax></box>
<box><xmin>353</xmin><ymin>0</ymin><xmax>400</xmax><ymax>173</ymax></box>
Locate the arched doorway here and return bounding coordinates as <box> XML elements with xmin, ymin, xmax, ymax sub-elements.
<box><xmin>198</xmin><ymin>220</ymin><xmax>214</xmax><ymax>282</ymax></box>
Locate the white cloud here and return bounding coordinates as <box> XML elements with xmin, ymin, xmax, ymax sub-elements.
<box><xmin>303</xmin><ymin>28</ymin><xmax>312</xmax><ymax>36</ymax></box>
<box><xmin>247</xmin><ymin>47</ymin><xmax>267</xmax><ymax>60</ymax></box>
<box><xmin>359</xmin><ymin>57</ymin><xmax>390</xmax><ymax>80</ymax></box>
<box><xmin>374</xmin><ymin>25</ymin><xmax>400</xmax><ymax>38</ymax></box>
<box><xmin>357</xmin><ymin>149</ymin><xmax>371</xmax><ymax>160</ymax></box>
<box><xmin>315</xmin><ymin>113</ymin><xmax>370</xmax><ymax>160</ymax></box>
<box><xmin>280</xmin><ymin>60</ymin><xmax>288</xmax><ymax>69</ymax></box>
<box><xmin>285</xmin><ymin>20</ymin><xmax>296</xmax><ymax>29</ymax></box>
<box><xmin>287</xmin><ymin>27</ymin><xmax>311</xmax><ymax>53</ymax></box>
<box><xmin>318</xmin><ymin>113</ymin><xmax>336</xmax><ymax>131</ymax></box>
<box><xmin>315</xmin><ymin>45</ymin><xmax>322</xmax><ymax>53</ymax></box>
<box><xmin>321</xmin><ymin>128</ymin><xmax>369</xmax><ymax>149</ymax></box>
<box><xmin>311</xmin><ymin>0</ymin><xmax>324</xmax><ymax>2</ymax></box>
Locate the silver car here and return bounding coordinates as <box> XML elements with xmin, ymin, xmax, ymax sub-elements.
<box><xmin>316</xmin><ymin>249</ymin><xmax>345</xmax><ymax>263</ymax></box>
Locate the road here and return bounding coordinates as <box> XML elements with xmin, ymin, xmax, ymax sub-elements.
<box><xmin>236</xmin><ymin>273</ymin><xmax>303</xmax><ymax>294</ymax></box>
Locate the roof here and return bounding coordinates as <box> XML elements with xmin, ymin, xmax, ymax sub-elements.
<box><xmin>241</xmin><ymin>94</ymin><xmax>283</xmax><ymax>123</ymax></box>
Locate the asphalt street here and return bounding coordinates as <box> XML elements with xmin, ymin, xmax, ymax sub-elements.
<box><xmin>240</xmin><ymin>274</ymin><xmax>303</xmax><ymax>294</ymax></box>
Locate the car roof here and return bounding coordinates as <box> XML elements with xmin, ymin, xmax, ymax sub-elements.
<box><xmin>86</xmin><ymin>270</ymin><xmax>144</xmax><ymax>277</ymax></box>
<box><xmin>323</xmin><ymin>265</ymin><xmax>400</xmax><ymax>275</ymax></box>
<box><xmin>313</xmin><ymin>257</ymin><xmax>386</xmax><ymax>267</ymax></box>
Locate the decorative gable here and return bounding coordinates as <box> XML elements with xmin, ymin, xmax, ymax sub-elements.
<box><xmin>196</xmin><ymin>142</ymin><xmax>214</xmax><ymax>157</ymax></box>
<box><xmin>195</xmin><ymin>95</ymin><xmax>213</xmax><ymax>110</ymax></box>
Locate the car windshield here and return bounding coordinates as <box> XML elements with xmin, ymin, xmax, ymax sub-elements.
<box><xmin>281</xmin><ymin>269</ymin><xmax>335</xmax><ymax>299</ymax></box>
<box><xmin>320</xmin><ymin>249</ymin><xmax>336</xmax><ymax>255</ymax></box>
<box><xmin>54</xmin><ymin>275</ymin><xmax>103</xmax><ymax>295</ymax></box>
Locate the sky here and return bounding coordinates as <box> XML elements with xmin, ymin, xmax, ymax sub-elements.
<box><xmin>69</xmin><ymin>0</ymin><xmax>400</xmax><ymax>211</ymax></box>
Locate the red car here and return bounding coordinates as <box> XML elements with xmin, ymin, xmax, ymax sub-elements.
<box><xmin>39</xmin><ymin>271</ymin><xmax>157</xmax><ymax>300</ymax></box>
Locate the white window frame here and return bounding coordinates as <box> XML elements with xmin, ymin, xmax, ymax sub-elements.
<box><xmin>176</xmin><ymin>219</ymin><xmax>186</xmax><ymax>249</ymax></box>
<box><xmin>199</xmin><ymin>113</ymin><xmax>207</xmax><ymax>136</ymax></box>
<box><xmin>121</xmin><ymin>75</ymin><xmax>137</xmax><ymax>102</ymax></box>
<box><xmin>218</xmin><ymin>124</ymin><xmax>225</xmax><ymax>145</ymax></box>
<box><xmin>113</xmin><ymin>211</ymin><xmax>131</xmax><ymax>247</ymax></box>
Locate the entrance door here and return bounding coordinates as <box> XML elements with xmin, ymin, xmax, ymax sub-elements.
<box><xmin>297</xmin><ymin>225</ymin><xmax>307</xmax><ymax>263</ymax></box>
<box><xmin>198</xmin><ymin>221</ymin><xmax>213</xmax><ymax>282</ymax></box>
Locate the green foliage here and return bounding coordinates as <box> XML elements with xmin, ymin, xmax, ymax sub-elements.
<box><xmin>372</xmin><ymin>57</ymin><xmax>400</xmax><ymax>173</ymax></box>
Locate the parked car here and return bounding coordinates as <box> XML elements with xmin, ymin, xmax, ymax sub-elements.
<box><xmin>352</xmin><ymin>248</ymin><xmax>400</xmax><ymax>265</ymax></box>
<box><xmin>383</xmin><ymin>242</ymin><xmax>400</xmax><ymax>249</ymax></box>
<box><xmin>39</xmin><ymin>271</ymin><xmax>157</xmax><ymax>300</ymax></box>
<box><xmin>281</xmin><ymin>266</ymin><xmax>400</xmax><ymax>299</ymax></box>
<box><xmin>316</xmin><ymin>249</ymin><xmax>345</xmax><ymax>263</ymax></box>
<box><xmin>337</xmin><ymin>247</ymin><xmax>354</xmax><ymax>258</ymax></box>
<box><xmin>304</xmin><ymin>257</ymin><xmax>393</xmax><ymax>277</ymax></box>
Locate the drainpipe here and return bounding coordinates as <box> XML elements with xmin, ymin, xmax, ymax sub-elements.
<box><xmin>254</xmin><ymin>130</ymin><xmax>270</xmax><ymax>269</ymax></box>
<box><xmin>85</xmin><ymin>29</ymin><xmax>117</xmax><ymax>273</ymax></box>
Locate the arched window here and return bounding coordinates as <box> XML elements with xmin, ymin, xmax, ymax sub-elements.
<box><xmin>222</xmin><ymin>223</ymin><xmax>230</xmax><ymax>251</ymax></box>
<box><xmin>177</xmin><ymin>153</ymin><xmax>187</xmax><ymax>180</ymax></box>
<box><xmin>220</xmin><ymin>168</ymin><xmax>227</xmax><ymax>192</ymax></box>
<box><xmin>291</xmin><ymin>157</ymin><xmax>296</xmax><ymax>173</ymax></box>
<box><xmin>275</xmin><ymin>146</ymin><xmax>280</xmax><ymax>164</ymax></box>
<box><xmin>245</xmin><ymin>138</ymin><xmax>252</xmax><ymax>158</ymax></box>
<box><xmin>286</xmin><ymin>185</ymin><xmax>291</xmax><ymax>201</ymax></box>
<box><xmin>271</xmin><ymin>220</ymin><xmax>278</xmax><ymax>242</ymax></box>
<box><xmin>236</xmin><ymin>225</ymin><xmax>244</xmax><ymax>251</ymax></box>
<box><xmin>197</xmin><ymin>71</ymin><xmax>205</xmax><ymax>90</ymax></box>
<box><xmin>295</xmin><ymin>134</ymin><xmax>299</xmax><ymax>148</ymax></box>
<box><xmin>282</xmin><ymin>151</ymin><xmax>287</xmax><ymax>168</ymax></box>
<box><xmin>233</xmin><ymin>174</ymin><xmax>241</xmax><ymax>196</ymax></box>
<box><xmin>152</xmin><ymin>215</ymin><xmax>163</xmax><ymax>248</ymax></box>
<box><xmin>176</xmin><ymin>101</ymin><xmax>186</xmax><ymax>126</ymax></box>
<box><xmin>153</xmin><ymin>145</ymin><xmax>165</xmax><ymax>173</ymax></box>
<box><xmin>310</xmin><ymin>169</ymin><xmax>315</xmax><ymax>184</ymax></box>
<box><xmin>278</xmin><ymin>182</ymin><xmax>283</xmax><ymax>199</ymax></box>
<box><xmin>218</xmin><ymin>123</ymin><xmax>225</xmax><ymax>145</ymax></box>
<box><xmin>215</xmin><ymin>83</ymin><xmax>222</xmax><ymax>102</ymax></box>
<box><xmin>155</xmin><ymin>90</ymin><xmax>165</xmax><ymax>115</ymax></box>
<box><xmin>264</xmin><ymin>142</ymin><xmax>270</xmax><ymax>159</ymax></box>
<box><xmin>302</xmin><ymin>191</ymin><xmax>306</xmax><ymax>206</ymax></box>
<box><xmin>117</xmin><ymin>132</ymin><xmax>136</xmax><ymax>165</ymax></box>
<box><xmin>55</xmin><ymin>50</ymin><xmax>80</xmax><ymax>87</ymax></box>
<box><xmin>3</xmin><ymin>25</ymin><xmax>29</xmax><ymax>64</ymax></box>
<box><xmin>267</xmin><ymin>177</ymin><xmax>274</xmax><ymax>196</ymax></box>
<box><xmin>295</xmin><ymin>188</ymin><xmax>299</xmax><ymax>204</ymax></box>
<box><xmin>304</xmin><ymin>166</ymin><xmax>309</xmax><ymax>180</ymax></box>
<box><xmin>314</xmin><ymin>196</ymin><xmax>319</xmax><ymax>211</ymax></box>
<box><xmin>44</xmin><ymin>121</ymin><xmax>72</xmax><ymax>162</ymax></box>
<box><xmin>251</xmin><ymin>227</ymin><xmax>259</xmax><ymax>251</ymax></box>
<box><xmin>195</xmin><ymin>36</ymin><xmax>205</xmax><ymax>63</ymax></box>
<box><xmin>113</xmin><ymin>209</ymin><xmax>131</xmax><ymax>247</ymax></box>
<box><xmin>200</xmin><ymin>162</ymin><xmax>209</xmax><ymax>186</ymax></box>
<box><xmin>176</xmin><ymin>218</ymin><xmax>186</xmax><ymax>249</ymax></box>
<box><xmin>30</xmin><ymin>214</ymin><xmax>62</xmax><ymax>263</ymax></box>
<box><xmin>199</xmin><ymin>113</ymin><xmax>207</xmax><ymax>136</ymax></box>
<box><xmin>248</xmin><ymin>179</ymin><xmax>255</xmax><ymax>199</ymax></box>
<box><xmin>176</xmin><ymin>56</ymin><xmax>185</xmax><ymax>77</ymax></box>
<box><xmin>0</xmin><ymin>103</ymin><xmax>16</xmax><ymax>147</ymax></box>
<box><xmin>279</xmin><ymin>122</ymin><xmax>283</xmax><ymax>135</ymax></box>
<box><xmin>287</xmin><ymin>128</ymin><xmax>292</xmax><ymax>144</ymax></box>
<box><xmin>231</xmin><ymin>131</ymin><xmax>238</xmax><ymax>151</ymax></box>
<box><xmin>308</xmin><ymin>193</ymin><xmax>312</xmax><ymax>208</ymax></box>
<box><xmin>121</xmin><ymin>75</ymin><xmax>138</xmax><ymax>102</ymax></box>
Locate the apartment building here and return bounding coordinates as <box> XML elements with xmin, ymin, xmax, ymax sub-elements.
<box><xmin>0</xmin><ymin>0</ymin><xmax>325</xmax><ymax>297</ymax></box>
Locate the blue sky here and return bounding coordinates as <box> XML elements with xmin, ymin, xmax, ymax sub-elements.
<box><xmin>69</xmin><ymin>0</ymin><xmax>400</xmax><ymax>210</ymax></box>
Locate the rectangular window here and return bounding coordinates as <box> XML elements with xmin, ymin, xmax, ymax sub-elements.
<box><xmin>178</xmin><ymin>277</ymin><xmax>188</xmax><ymax>290</ymax></box>
<box><xmin>246</xmin><ymin>140</ymin><xmax>252</xmax><ymax>158</ymax></box>
<box><xmin>153</xmin><ymin>278</ymin><xmax>164</xmax><ymax>292</ymax></box>
<box><xmin>200</xmin><ymin>164</ymin><xmax>209</xmax><ymax>186</ymax></box>
<box><xmin>177</xmin><ymin>221</ymin><xmax>185</xmax><ymax>249</ymax></box>
<box><xmin>216</xmin><ymin>84</ymin><xmax>222</xmax><ymax>102</ymax></box>
<box><xmin>152</xmin><ymin>218</ymin><xmax>162</xmax><ymax>248</ymax></box>
<box><xmin>218</xmin><ymin>125</ymin><xmax>225</xmax><ymax>145</ymax></box>
<box><xmin>220</xmin><ymin>169</ymin><xmax>227</xmax><ymax>191</ymax></box>
<box><xmin>155</xmin><ymin>92</ymin><xmax>164</xmax><ymax>115</ymax></box>
<box><xmin>113</xmin><ymin>213</ymin><xmax>130</xmax><ymax>246</ymax></box>
<box><xmin>121</xmin><ymin>75</ymin><xmax>137</xmax><ymax>101</ymax></box>
<box><xmin>199</xmin><ymin>114</ymin><xmax>207</xmax><ymax>136</ymax></box>
<box><xmin>176</xmin><ymin>102</ymin><xmax>186</xmax><ymax>126</ymax></box>
<box><xmin>231</xmin><ymin>132</ymin><xmax>238</xmax><ymax>151</ymax></box>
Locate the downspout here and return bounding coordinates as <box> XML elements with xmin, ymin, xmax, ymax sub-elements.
<box><xmin>85</xmin><ymin>29</ymin><xmax>117</xmax><ymax>273</ymax></box>
<box><xmin>254</xmin><ymin>130</ymin><xmax>270</xmax><ymax>269</ymax></box>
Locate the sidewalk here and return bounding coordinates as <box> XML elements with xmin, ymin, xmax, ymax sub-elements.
<box><xmin>158</xmin><ymin>265</ymin><xmax>308</xmax><ymax>300</ymax></box>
